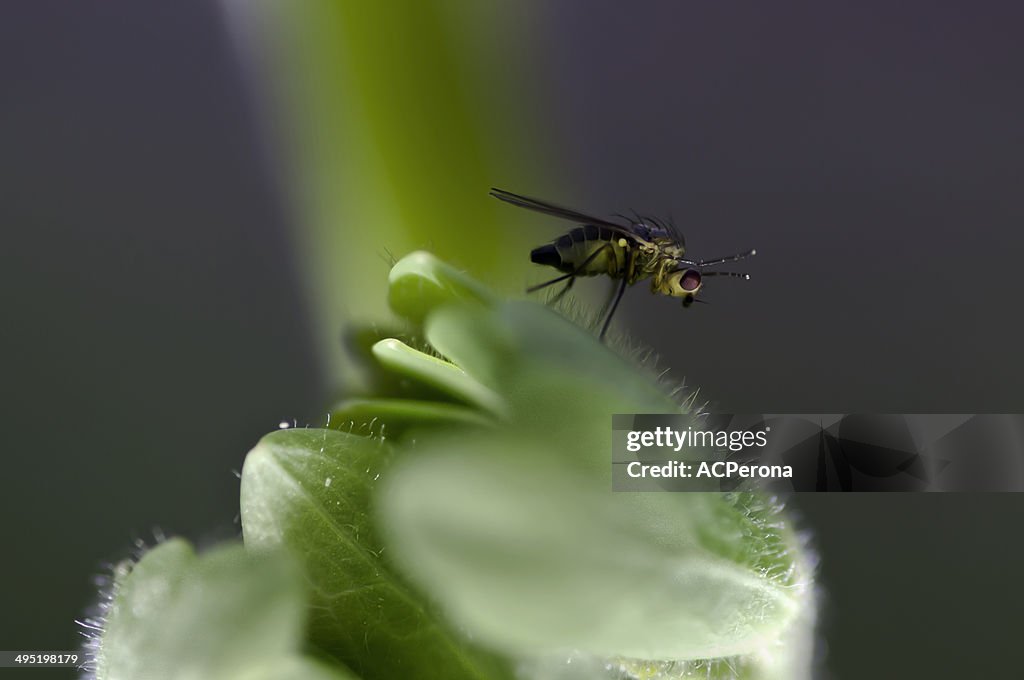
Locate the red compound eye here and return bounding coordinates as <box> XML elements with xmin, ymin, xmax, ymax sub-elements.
<box><xmin>680</xmin><ymin>269</ymin><xmax>702</xmax><ymax>291</ymax></box>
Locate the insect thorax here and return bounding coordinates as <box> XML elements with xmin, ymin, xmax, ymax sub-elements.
<box><xmin>653</xmin><ymin>238</ymin><xmax>685</xmax><ymax>260</ymax></box>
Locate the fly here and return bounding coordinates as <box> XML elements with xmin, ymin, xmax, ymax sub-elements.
<box><xmin>490</xmin><ymin>187</ymin><xmax>756</xmax><ymax>339</ymax></box>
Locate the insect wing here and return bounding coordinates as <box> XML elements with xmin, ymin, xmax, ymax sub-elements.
<box><xmin>490</xmin><ymin>188</ymin><xmax>650</xmax><ymax>241</ymax></box>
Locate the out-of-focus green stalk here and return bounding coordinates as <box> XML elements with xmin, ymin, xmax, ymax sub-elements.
<box><xmin>228</xmin><ymin>2</ymin><xmax>549</xmax><ymax>385</ymax></box>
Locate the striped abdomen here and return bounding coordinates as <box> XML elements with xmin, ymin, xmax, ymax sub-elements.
<box><xmin>530</xmin><ymin>225</ymin><xmax>630</xmax><ymax>277</ymax></box>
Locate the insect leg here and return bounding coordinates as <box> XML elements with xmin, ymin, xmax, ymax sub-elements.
<box><xmin>548</xmin><ymin>277</ymin><xmax>576</xmax><ymax>304</ymax></box>
<box><xmin>527</xmin><ymin>272</ymin><xmax>573</xmax><ymax>293</ymax></box>
<box><xmin>595</xmin><ymin>278</ymin><xmax>618</xmax><ymax>323</ymax></box>
<box><xmin>599</xmin><ymin>250</ymin><xmax>634</xmax><ymax>340</ymax></box>
<box><xmin>526</xmin><ymin>242</ymin><xmax>614</xmax><ymax>294</ymax></box>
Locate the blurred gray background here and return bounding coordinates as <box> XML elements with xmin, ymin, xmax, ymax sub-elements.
<box><xmin>2</xmin><ymin>2</ymin><xmax>1023</xmax><ymax>678</ymax></box>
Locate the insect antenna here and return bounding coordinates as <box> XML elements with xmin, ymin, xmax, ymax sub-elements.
<box><xmin>684</xmin><ymin>248</ymin><xmax>757</xmax><ymax>268</ymax></box>
<box><xmin>702</xmin><ymin>271</ymin><xmax>751</xmax><ymax>280</ymax></box>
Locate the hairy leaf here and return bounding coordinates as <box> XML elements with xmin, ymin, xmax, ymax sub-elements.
<box><xmin>240</xmin><ymin>428</ymin><xmax>514</xmax><ymax>680</ymax></box>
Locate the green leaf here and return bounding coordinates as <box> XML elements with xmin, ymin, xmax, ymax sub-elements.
<box><xmin>331</xmin><ymin>398</ymin><xmax>495</xmax><ymax>439</ymax></box>
<box><xmin>239</xmin><ymin>428</ymin><xmax>515</xmax><ymax>680</ymax></box>
<box><xmin>377</xmin><ymin>435</ymin><xmax>811</xmax><ymax>662</ymax></box>
<box><xmin>233</xmin><ymin>657</ymin><xmax>360</xmax><ymax>680</ymax></box>
<box><xmin>419</xmin><ymin>300</ymin><xmax>683</xmax><ymax>480</ymax></box>
<box><xmin>94</xmin><ymin>539</ymin><xmax>353</xmax><ymax>680</ymax></box>
<box><xmin>370</xmin><ymin>338</ymin><xmax>505</xmax><ymax>416</ymax></box>
<box><xmin>424</xmin><ymin>301</ymin><xmax>679</xmax><ymax>420</ymax></box>
<box><xmin>387</xmin><ymin>251</ymin><xmax>497</xmax><ymax>324</ymax></box>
